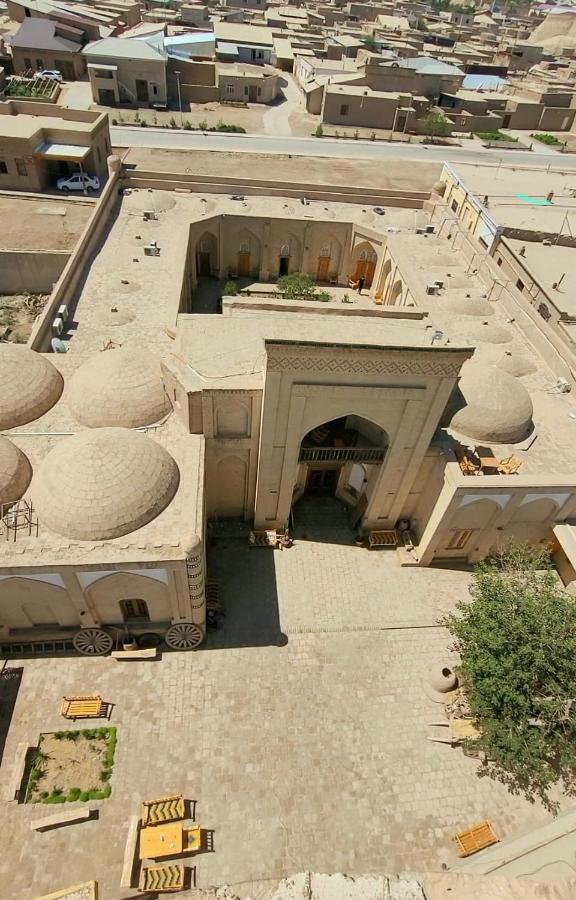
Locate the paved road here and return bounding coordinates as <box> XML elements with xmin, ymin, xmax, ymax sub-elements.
<box><xmin>112</xmin><ymin>124</ymin><xmax>576</xmax><ymax>169</ymax></box>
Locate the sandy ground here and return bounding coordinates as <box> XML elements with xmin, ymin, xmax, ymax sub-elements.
<box><xmin>0</xmin><ymin>292</ymin><xmax>48</xmax><ymax>343</ymax></box>
<box><xmin>118</xmin><ymin>147</ymin><xmax>442</xmax><ymax>191</ymax></box>
<box><xmin>29</xmin><ymin>733</ymin><xmax>108</xmax><ymax>800</ymax></box>
<box><xmin>0</xmin><ymin>196</ymin><xmax>93</xmax><ymax>251</ymax></box>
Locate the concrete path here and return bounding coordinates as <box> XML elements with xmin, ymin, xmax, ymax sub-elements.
<box><xmin>262</xmin><ymin>75</ymin><xmax>310</xmax><ymax>138</ymax></box>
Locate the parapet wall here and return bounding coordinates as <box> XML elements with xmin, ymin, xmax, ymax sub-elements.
<box><xmin>0</xmin><ymin>250</ymin><xmax>69</xmax><ymax>295</ymax></box>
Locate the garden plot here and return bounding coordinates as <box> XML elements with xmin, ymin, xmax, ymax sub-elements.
<box><xmin>27</xmin><ymin>727</ymin><xmax>117</xmax><ymax>804</ymax></box>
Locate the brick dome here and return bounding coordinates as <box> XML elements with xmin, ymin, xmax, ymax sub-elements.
<box><xmin>0</xmin><ymin>344</ymin><xmax>63</xmax><ymax>429</ymax></box>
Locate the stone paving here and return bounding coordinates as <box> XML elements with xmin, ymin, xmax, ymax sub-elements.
<box><xmin>0</xmin><ymin>500</ymin><xmax>559</xmax><ymax>899</ymax></box>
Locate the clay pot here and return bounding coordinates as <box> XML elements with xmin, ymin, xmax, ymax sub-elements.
<box><xmin>429</xmin><ymin>664</ymin><xmax>458</xmax><ymax>693</ymax></box>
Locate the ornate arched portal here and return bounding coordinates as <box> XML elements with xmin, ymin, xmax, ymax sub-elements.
<box><xmin>298</xmin><ymin>415</ymin><xmax>388</xmax><ymax>497</ymax></box>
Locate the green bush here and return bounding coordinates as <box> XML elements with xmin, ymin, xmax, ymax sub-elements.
<box><xmin>96</xmin><ymin>727</ymin><xmax>109</xmax><ymax>739</ymax></box>
<box><xmin>44</xmin><ymin>795</ymin><xmax>67</xmax><ymax>804</ymax></box>
<box><xmin>169</xmin><ymin>116</ymin><xmax>178</xmax><ymax>129</ymax></box>
<box><xmin>475</xmin><ymin>131</ymin><xmax>517</xmax><ymax>142</ymax></box>
<box><xmin>278</xmin><ymin>273</ymin><xmax>317</xmax><ymax>301</ymax></box>
<box><xmin>40</xmin><ymin>791</ymin><xmax>49</xmax><ymax>799</ymax></box>
<box><xmin>103</xmin><ymin>727</ymin><xmax>117</xmax><ymax>769</ymax></box>
<box><xmin>100</xmin><ymin>769</ymin><xmax>112</xmax><ymax>782</ymax></box>
<box><xmin>111</xmin><ymin>118</ymin><xmax>118</xmax><ymax>126</ymax></box>
<box><xmin>88</xmin><ymin>784</ymin><xmax>111</xmax><ymax>800</ymax></box>
<box><xmin>140</xmin><ymin>120</ymin><xmax>148</xmax><ymax>128</ymax></box>
<box><xmin>54</xmin><ymin>732</ymin><xmax>65</xmax><ymax>740</ymax></box>
<box><xmin>223</xmin><ymin>280</ymin><xmax>239</xmax><ymax>296</ymax></box>
<box><xmin>314</xmin><ymin>124</ymin><xmax>323</xmax><ymax>138</ymax></box>
<box><xmin>80</xmin><ymin>791</ymin><xmax>90</xmax><ymax>802</ymax></box>
<box><xmin>67</xmin><ymin>787</ymin><xmax>82</xmax><ymax>802</ymax></box>
<box><xmin>183</xmin><ymin>120</ymin><xmax>193</xmax><ymax>130</ymax></box>
<box><xmin>531</xmin><ymin>132</ymin><xmax>563</xmax><ymax>146</ymax></box>
<box><xmin>198</xmin><ymin>119</ymin><xmax>208</xmax><ymax>130</ymax></box>
<box><xmin>81</xmin><ymin>729</ymin><xmax>96</xmax><ymax>739</ymax></box>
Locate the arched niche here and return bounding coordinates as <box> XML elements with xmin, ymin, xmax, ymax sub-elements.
<box><xmin>195</xmin><ymin>231</ymin><xmax>218</xmax><ymax>277</ymax></box>
<box><xmin>0</xmin><ymin>577</ymin><xmax>77</xmax><ymax>629</ymax></box>
<box><xmin>215</xmin><ymin>456</ymin><xmax>247</xmax><ymax>517</ymax></box>
<box><xmin>86</xmin><ymin>572</ymin><xmax>171</xmax><ymax>626</ymax></box>
<box><xmin>236</xmin><ymin>228</ymin><xmax>261</xmax><ymax>277</ymax></box>
<box><xmin>351</xmin><ymin>240</ymin><xmax>378</xmax><ymax>287</ymax></box>
<box><xmin>215</xmin><ymin>402</ymin><xmax>250</xmax><ymax>438</ymax></box>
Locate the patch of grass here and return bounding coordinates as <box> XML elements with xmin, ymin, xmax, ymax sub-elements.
<box><xmin>80</xmin><ymin>791</ymin><xmax>90</xmax><ymax>802</ymax></box>
<box><xmin>103</xmin><ymin>727</ymin><xmax>117</xmax><ymax>769</ymax></box>
<box><xmin>44</xmin><ymin>794</ymin><xmax>67</xmax><ymax>804</ymax></box>
<box><xmin>531</xmin><ymin>132</ymin><xmax>563</xmax><ymax>146</ymax></box>
<box><xmin>475</xmin><ymin>131</ymin><xmax>518</xmax><ymax>142</ymax></box>
<box><xmin>66</xmin><ymin>787</ymin><xmax>82</xmax><ymax>802</ymax></box>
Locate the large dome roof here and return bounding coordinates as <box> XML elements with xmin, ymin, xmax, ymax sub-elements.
<box><xmin>438</xmin><ymin>296</ymin><xmax>494</xmax><ymax>317</ymax></box>
<box><xmin>476</xmin><ymin>345</ymin><xmax>537</xmax><ymax>378</ymax></box>
<box><xmin>66</xmin><ymin>347</ymin><xmax>171</xmax><ymax>428</ymax></box>
<box><xmin>450</xmin><ymin>363</ymin><xmax>534</xmax><ymax>444</ymax></box>
<box><xmin>32</xmin><ymin>428</ymin><xmax>179</xmax><ymax>541</ymax></box>
<box><xmin>0</xmin><ymin>344</ymin><xmax>63</xmax><ymax>429</ymax></box>
<box><xmin>0</xmin><ymin>437</ymin><xmax>32</xmax><ymax>504</ymax></box>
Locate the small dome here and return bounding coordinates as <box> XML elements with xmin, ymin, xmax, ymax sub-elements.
<box><xmin>0</xmin><ymin>437</ymin><xmax>32</xmax><ymax>504</ymax></box>
<box><xmin>476</xmin><ymin>345</ymin><xmax>537</xmax><ymax>378</ymax></box>
<box><xmin>438</xmin><ymin>296</ymin><xmax>494</xmax><ymax>317</ymax></box>
<box><xmin>33</xmin><ymin>428</ymin><xmax>179</xmax><ymax>541</ymax></box>
<box><xmin>452</xmin><ymin>320</ymin><xmax>512</xmax><ymax>345</ymax></box>
<box><xmin>450</xmin><ymin>363</ymin><xmax>533</xmax><ymax>444</ymax></box>
<box><xmin>66</xmin><ymin>348</ymin><xmax>171</xmax><ymax>428</ymax></box>
<box><xmin>0</xmin><ymin>344</ymin><xmax>63</xmax><ymax>429</ymax></box>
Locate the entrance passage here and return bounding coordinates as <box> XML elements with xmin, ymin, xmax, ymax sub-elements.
<box><xmin>238</xmin><ymin>252</ymin><xmax>251</xmax><ymax>277</ymax></box>
<box><xmin>316</xmin><ymin>256</ymin><xmax>330</xmax><ymax>282</ymax></box>
<box><xmin>306</xmin><ymin>468</ymin><xmax>340</xmax><ymax>496</ymax></box>
<box><xmin>278</xmin><ymin>255</ymin><xmax>289</xmax><ymax>277</ymax></box>
<box><xmin>299</xmin><ymin>416</ymin><xmax>388</xmax><ymax>465</ymax></box>
<box><xmin>353</xmin><ymin>259</ymin><xmax>376</xmax><ymax>288</ymax></box>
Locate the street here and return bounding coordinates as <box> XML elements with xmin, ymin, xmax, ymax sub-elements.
<box><xmin>111</xmin><ymin>125</ymin><xmax>576</xmax><ymax>170</ymax></box>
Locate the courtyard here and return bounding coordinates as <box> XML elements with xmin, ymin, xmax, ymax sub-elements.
<box><xmin>0</xmin><ymin>500</ymin><xmax>559</xmax><ymax>898</ymax></box>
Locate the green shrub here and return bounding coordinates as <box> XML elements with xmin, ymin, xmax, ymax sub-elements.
<box><xmin>53</xmin><ymin>787</ymin><xmax>63</xmax><ymax>795</ymax></box>
<box><xmin>314</xmin><ymin>124</ymin><xmax>323</xmax><ymax>138</ymax></box>
<box><xmin>44</xmin><ymin>795</ymin><xmax>67</xmax><ymax>804</ymax></box>
<box><xmin>475</xmin><ymin>131</ymin><xmax>517</xmax><ymax>142</ymax></box>
<box><xmin>316</xmin><ymin>290</ymin><xmax>331</xmax><ymax>302</ymax></box>
<box><xmin>198</xmin><ymin>119</ymin><xmax>208</xmax><ymax>130</ymax></box>
<box><xmin>67</xmin><ymin>788</ymin><xmax>81</xmax><ymax>802</ymax></box>
<box><xmin>111</xmin><ymin>118</ymin><xmax>118</xmax><ymax>126</ymax></box>
<box><xmin>223</xmin><ymin>280</ymin><xmax>239</xmax><ymax>296</ymax></box>
<box><xmin>40</xmin><ymin>791</ymin><xmax>49</xmax><ymax>799</ymax></box>
<box><xmin>54</xmin><ymin>732</ymin><xmax>65</xmax><ymax>740</ymax></box>
<box><xmin>169</xmin><ymin>116</ymin><xmax>178</xmax><ymax>128</ymax></box>
<box><xmin>140</xmin><ymin>120</ymin><xmax>148</xmax><ymax>127</ymax></box>
<box><xmin>183</xmin><ymin>120</ymin><xmax>193</xmax><ymax>130</ymax></box>
<box><xmin>96</xmin><ymin>727</ymin><xmax>109</xmax><ymax>739</ymax></box>
<box><xmin>100</xmin><ymin>769</ymin><xmax>112</xmax><ymax>782</ymax></box>
<box><xmin>80</xmin><ymin>791</ymin><xmax>90</xmax><ymax>802</ymax></box>
<box><xmin>531</xmin><ymin>132</ymin><xmax>563</xmax><ymax>146</ymax></box>
<box><xmin>81</xmin><ymin>729</ymin><xmax>96</xmax><ymax>739</ymax></box>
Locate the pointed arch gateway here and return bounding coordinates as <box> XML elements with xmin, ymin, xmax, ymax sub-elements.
<box><xmin>351</xmin><ymin>240</ymin><xmax>378</xmax><ymax>287</ymax></box>
<box><xmin>299</xmin><ymin>415</ymin><xmax>388</xmax><ymax>496</ymax></box>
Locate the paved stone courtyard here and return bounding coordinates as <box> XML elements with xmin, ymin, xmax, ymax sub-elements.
<box><xmin>0</xmin><ymin>500</ymin><xmax>558</xmax><ymax>899</ymax></box>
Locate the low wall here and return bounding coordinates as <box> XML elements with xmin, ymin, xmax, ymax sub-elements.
<box><xmin>122</xmin><ymin>168</ymin><xmax>429</xmax><ymax>208</ymax></box>
<box><xmin>0</xmin><ymin>250</ymin><xmax>69</xmax><ymax>294</ymax></box>
<box><xmin>29</xmin><ymin>163</ymin><xmax>120</xmax><ymax>352</ymax></box>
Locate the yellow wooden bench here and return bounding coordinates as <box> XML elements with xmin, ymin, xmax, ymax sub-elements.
<box><xmin>453</xmin><ymin>820</ymin><xmax>498</xmax><ymax>858</ymax></box>
<box><xmin>138</xmin><ymin>863</ymin><xmax>185</xmax><ymax>892</ymax></box>
<box><xmin>368</xmin><ymin>530</ymin><xmax>398</xmax><ymax>549</ymax></box>
<box><xmin>141</xmin><ymin>794</ymin><xmax>185</xmax><ymax>826</ymax></box>
<box><xmin>60</xmin><ymin>695</ymin><xmax>105</xmax><ymax>720</ymax></box>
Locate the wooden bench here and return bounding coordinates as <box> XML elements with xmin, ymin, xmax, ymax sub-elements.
<box><xmin>121</xmin><ymin>815</ymin><xmax>140</xmax><ymax>889</ymax></box>
<box><xmin>111</xmin><ymin>648</ymin><xmax>157</xmax><ymax>660</ymax></box>
<box><xmin>453</xmin><ymin>820</ymin><xmax>498</xmax><ymax>858</ymax></box>
<box><xmin>249</xmin><ymin>529</ymin><xmax>278</xmax><ymax>548</ymax></box>
<box><xmin>31</xmin><ymin>807</ymin><xmax>93</xmax><ymax>832</ymax></box>
<box><xmin>60</xmin><ymin>695</ymin><xmax>105</xmax><ymax>720</ymax></box>
<box><xmin>141</xmin><ymin>794</ymin><xmax>185</xmax><ymax>826</ymax></box>
<box><xmin>139</xmin><ymin>863</ymin><xmax>185</xmax><ymax>892</ymax></box>
<box><xmin>368</xmin><ymin>530</ymin><xmax>398</xmax><ymax>550</ymax></box>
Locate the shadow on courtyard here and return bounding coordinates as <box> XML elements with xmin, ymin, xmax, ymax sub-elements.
<box><xmin>291</xmin><ymin>496</ymin><xmax>358</xmax><ymax>547</ymax></box>
<box><xmin>0</xmin><ymin>664</ymin><xmax>23</xmax><ymax>765</ymax></box>
<box><xmin>205</xmin><ymin>522</ymin><xmax>286</xmax><ymax>649</ymax></box>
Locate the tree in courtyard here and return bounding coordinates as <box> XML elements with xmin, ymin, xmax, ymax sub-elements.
<box><xmin>418</xmin><ymin>109</ymin><xmax>451</xmax><ymax>141</ymax></box>
<box><xmin>278</xmin><ymin>273</ymin><xmax>318</xmax><ymax>301</ymax></box>
<box><xmin>442</xmin><ymin>543</ymin><xmax>576</xmax><ymax>809</ymax></box>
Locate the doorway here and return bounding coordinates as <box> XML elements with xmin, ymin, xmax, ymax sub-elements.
<box><xmin>316</xmin><ymin>256</ymin><xmax>330</xmax><ymax>282</ymax></box>
<box><xmin>278</xmin><ymin>255</ymin><xmax>289</xmax><ymax>277</ymax></box>
<box><xmin>238</xmin><ymin>251</ymin><xmax>251</xmax><ymax>277</ymax></box>
<box><xmin>198</xmin><ymin>252</ymin><xmax>211</xmax><ymax>276</ymax></box>
<box><xmin>98</xmin><ymin>88</ymin><xmax>116</xmax><ymax>105</ymax></box>
<box><xmin>353</xmin><ymin>259</ymin><xmax>376</xmax><ymax>287</ymax></box>
<box><xmin>249</xmin><ymin>85</ymin><xmax>258</xmax><ymax>102</ymax></box>
<box><xmin>135</xmin><ymin>79</ymin><xmax>148</xmax><ymax>102</ymax></box>
<box><xmin>306</xmin><ymin>468</ymin><xmax>340</xmax><ymax>496</ymax></box>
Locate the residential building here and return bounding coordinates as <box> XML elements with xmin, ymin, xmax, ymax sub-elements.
<box><xmin>214</xmin><ymin>22</ymin><xmax>275</xmax><ymax>64</ymax></box>
<box><xmin>10</xmin><ymin>18</ymin><xmax>86</xmax><ymax>80</ymax></box>
<box><xmin>217</xmin><ymin>62</ymin><xmax>279</xmax><ymax>103</ymax></box>
<box><xmin>0</xmin><ymin>99</ymin><xmax>109</xmax><ymax>191</ymax></box>
<box><xmin>83</xmin><ymin>36</ymin><xmax>167</xmax><ymax>106</ymax></box>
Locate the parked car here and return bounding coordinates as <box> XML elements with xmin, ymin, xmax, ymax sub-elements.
<box><xmin>373</xmin><ymin>207</ymin><xmax>386</xmax><ymax>216</ymax></box>
<box><xmin>57</xmin><ymin>172</ymin><xmax>100</xmax><ymax>193</ymax></box>
<box><xmin>34</xmin><ymin>70</ymin><xmax>63</xmax><ymax>82</ymax></box>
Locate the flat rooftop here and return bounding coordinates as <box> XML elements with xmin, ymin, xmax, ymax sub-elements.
<box><xmin>449</xmin><ymin>162</ymin><xmax>576</xmax><ymax>234</ymax></box>
<box><xmin>507</xmin><ymin>237</ymin><xmax>576</xmax><ymax>317</ymax></box>
<box><xmin>0</xmin><ymin>195</ymin><xmax>93</xmax><ymax>252</ymax></box>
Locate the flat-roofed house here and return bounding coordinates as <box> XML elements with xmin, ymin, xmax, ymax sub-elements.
<box><xmin>83</xmin><ymin>35</ymin><xmax>168</xmax><ymax>106</ymax></box>
<box><xmin>214</xmin><ymin>22</ymin><xmax>275</xmax><ymax>65</ymax></box>
<box><xmin>10</xmin><ymin>18</ymin><xmax>86</xmax><ymax>80</ymax></box>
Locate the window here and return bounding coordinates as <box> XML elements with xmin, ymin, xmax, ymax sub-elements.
<box><xmin>227</xmin><ymin>84</ymin><xmax>234</xmax><ymax>96</ymax></box>
<box><xmin>119</xmin><ymin>598</ymin><xmax>150</xmax><ymax>622</ymax></box>
<box><xmin>15</xmin><ymin>158</ymin><xmax>27</xmax><ymax>177</ymax></box>
<box><xmin>516</xmin><ymin>278</ymin><xmax>525</xmax><ymax>292</ymax></box>
<box><xmin>319</xmin><ymin>245</ymin><xmax>330</xmax><ymax>257</ymax></box>
<box><xmin>340</xmin><ymin>103</ymin><xmax>349</xmax><ymax>116</ymax></box>
<box><xmin>36</xmin><ymin>58</ymin><xmax>43</xmax><ymax>69</ymax></box>
<box><xmin>152</xmin><ymin>84</ymin><xmax>157</xmax><ymax>96</ymax></box>
<box><xmin>24</xmin><ymin>57</ymin><xmax>32</xmax><ymax>70</ymax></box>
<box><xmin>239</xmin><ymin>241</ymin><xmax>250</xmax><ymax>253</ymax></box>
<box><xmin>451</xmin><ymin>199</ymin><xmax>459</xmax><ymax>212</ymax></box>
<box><xmin>280</xmin><ymin>243</ymin><xmax>290</xmax><ymax>257</ymax></box>
<box><xmin>0</xmin><ymin>161</ymin><xmax>7</xmax><ymax>174</ymax></box>
<box><xmin>446</xmin><ymin>529</ymin><xmax>476</xmax><ymax>551</ymax></box>
<box><xmin>244</xmin><ymin>86</ymin><xmax>249</xmax><ymax>95</ymax></box>
<box><xmin>257</xmin><ymin>87</ymin><xmax>261</xmax><ymax>96</ymax></box>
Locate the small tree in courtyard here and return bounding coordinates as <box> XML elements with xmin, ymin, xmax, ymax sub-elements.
<box><xmin>442</xmin><ymin>543</ymin><xmax>576</xmax><ymax>810</ymax></box>
<box><xmin>278</xmin><ymin>273</ymin><xmax>317</xmax><ymax>301</ymax></box>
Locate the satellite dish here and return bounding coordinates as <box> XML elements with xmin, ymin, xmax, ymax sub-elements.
<box><xmin>51</xmin><ymin>337</ymin><xmax>68</xmax><ymax>353</ymax></box>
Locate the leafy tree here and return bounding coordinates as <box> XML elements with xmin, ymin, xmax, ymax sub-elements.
<box><xmin>418</xmin><ymin>109</ymin><xmax>451</xmax><ymax>140</ymax></box>
<box><xmin>443</xmin><ymin>544</ymin><xmax>576</xmax><ymax>809</ymax></box>
<box><xmin>278</xmin><ymin>273</ymin><xmax>317</xmax><ymax>300</ymax></box>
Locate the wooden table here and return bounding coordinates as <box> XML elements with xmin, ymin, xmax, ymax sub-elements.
<box><xmin>140</xmin><ymin>823</ymin><xmax>183</xmax><ymax>860</ymax></box>
<box><xmin>478</xmin><ymin>455</ymin><xmax>499</xmax><ymax>472</ymax></box>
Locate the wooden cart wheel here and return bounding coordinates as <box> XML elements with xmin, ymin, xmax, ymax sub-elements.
<box><xmin>165</xmin><ymin>622</ymin><xmax>203</xmax><ymax>650</ymax></box>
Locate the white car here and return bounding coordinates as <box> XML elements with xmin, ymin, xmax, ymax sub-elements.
<box><xmin>57</xmin><ymin>172</ymin><xmax>100</xmax><ymax>193</ymax></box>
<box><xmin>34</xmin><ymin>70</ymin><xmax>63</xmax><ymax>82</ymax></box>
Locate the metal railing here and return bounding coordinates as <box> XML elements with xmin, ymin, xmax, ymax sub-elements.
<box><xmin>299</xmin><ymin>446</ymin><xmax>386</xmax><ymax>463</ymax></box>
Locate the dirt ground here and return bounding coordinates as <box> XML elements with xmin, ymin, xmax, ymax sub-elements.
<box><xmin>106</xmin><ymin>102</ymin><xmax>267</xmax><ymax>133</ymax></box>
<box><xmin>118</xmin><ymin>147</ymin><xmax>442</xmax><ymax>192</ymax></box>
<box><xmin>0</xmin><ymin>196</ymin><xmax>93</xmax><ymax>251</ymax></box>
<box><xmin>28</xmin><ymin>732</ymin><xmax>107</xmax><ymax>800</ymax></box>
<box><xmin>0</xmin><ymin>292</ymin><xmax>48</xmax><ymax>343</ymax></box>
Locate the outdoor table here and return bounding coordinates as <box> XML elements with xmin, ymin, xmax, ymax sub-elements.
<box><xmin>139</xmin><ymin>823</ymin><xmax>183</xmax><ymax>860</ymax></box>
<box><xmin>479</xmin><ymin>455</ymin><xmax>499</xmax><ymax>472</ymax></box>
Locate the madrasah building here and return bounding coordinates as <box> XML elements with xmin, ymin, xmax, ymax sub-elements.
<box><xmin>2</xmin><ymin>156</ymin><xmax>576</xmax><ymax>655</ymax></box>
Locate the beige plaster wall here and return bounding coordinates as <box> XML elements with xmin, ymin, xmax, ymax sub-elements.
<box><xmin>0</xmin><ymin>250</ymin><xmax>69</xmax><ymax>294</ymax></box>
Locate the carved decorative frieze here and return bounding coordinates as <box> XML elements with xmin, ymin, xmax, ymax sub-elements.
<box><xmin>265</xmin><ymin>344</ymin><xmax>464</xmax><ymax>378</ymax></box>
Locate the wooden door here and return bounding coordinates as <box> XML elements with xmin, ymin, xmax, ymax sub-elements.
<box><xmin>135</xmin><ymin>79</ymin><xmax>148</xmax><ymax>102</ymax></box>
<box><xmin>365</xmin><ymin>261</ymin><xmax>376</xmax><ymax>288</ymax></box>
<box><xmin>353</xmin><ymin>260</ymin><xmax>368</xmax><ymax>282</ymax></box>
<box><xmin>249</xmin><ymin>85</ymin><xmax>258</xmax><ymax>102</ymax></box>
<box><xmin>317</xmin><ymin>256</ymin><xmax>330</xmax><ymax>281</ymax></box>
<box><xmin>197</xmin><ymin>252</ymin><xmax>211</xmax><ymax>276</ymax></box>
<box><xmin>238</xmin><ymin>252</ymin><xmax>251</xmax><ymax>277</ymax></box>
